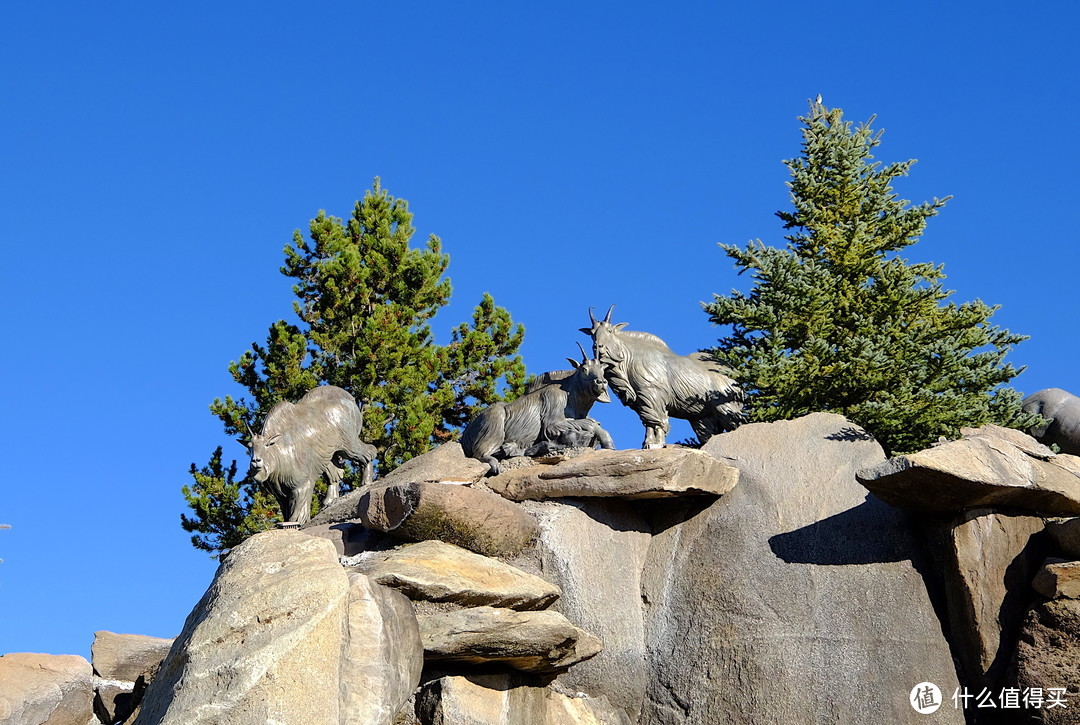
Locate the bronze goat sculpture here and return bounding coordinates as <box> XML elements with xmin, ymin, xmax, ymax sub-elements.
<box><xmin>461</xmin><ymin>346</ymin><xmax>614</xmax><ymax>475</ymax></box>
<box><xmin>246</xmin><ymin>385</ymin><xmax>377</xmax><ymax>524</ymax></box>
<box><xmin>582</xmin><ymin>306</ymin><xmax>745</xmax><ymax>448</ymax></box>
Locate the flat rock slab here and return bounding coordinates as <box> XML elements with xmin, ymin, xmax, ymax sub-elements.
<box><xmin>418</xmin><ymin>606</ymin><xmax>602</xmax><ymax>673</ymax></box>
<box><xmin>310</xmin><ymin>443</ymin><xmax>489</xmax><ymax>526</ymax></box>
<box><xmin>1033</xmin><ymin>558</ymin><xmax>1080</xmax><ymax>599</ymax></box>
<box><xmin>380</xmin><ymin>442</ymin><xmax>491</xmax><ymax>487</ymax></box>
<box><xmin>416</xmin><ymin>675</ymin><xmax>632</xmax><ymax>725</ymax></box>
<box><xmin>360</xmin><ymin>540</ymin><xmax>561</xmax><ymax>610</ymax></box>
<box><xmin>486</xmin><ymin>447</ymin><xmax>739</xmax><ymax>501</ymax></box>
<box><xmin>91</xmin><ymin>631</ymin><xmax>174</xmax><ymax>682</ymax></box>
<box><xmin>857</xmin><ymin>424</ymin><xmax>1080</xmax><ymax>515</ymax></box>
<box><xmin>0</xmin><ymin>652</ymin><xmax>94</xmax><ymax>725</ymax></box>
<box><xmin>342</xmin><ymin>481</ymin><xmax>538</xmax><ymax>557</ymax></box>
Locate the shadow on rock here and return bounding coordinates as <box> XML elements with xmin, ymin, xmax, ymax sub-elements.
<box><xmin>768</xmin><ymin>494</ymin><xmax>914</xmax><ymax>565</ymax></box>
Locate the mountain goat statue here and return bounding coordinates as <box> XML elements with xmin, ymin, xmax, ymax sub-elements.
<box><xmin>581</xmin><ymin>305</ymin><xmax>745</xmax><ymax>448</ymax></box>
<box><xmin>246</xmin><ymin>385</ymin><xmax>377</xmax><ymax>525</ymax></box>
<box><xmin>461</xmin><ymin>344</ymin><xmax>615</xmax><ymax>475</ymax></box>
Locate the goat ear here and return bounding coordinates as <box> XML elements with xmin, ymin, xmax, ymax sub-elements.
<box><xmin>566</xmin><ymin>357</ymin><xmax>581</xmax><ymax>369</ymax></box>
<box><xmin>613</xmin><ymin>322</ymin><xmax>629</xmax><ymax>331</ymax></box>
<box><xmin>579</xmin><ymin>327</ymin><xmax>593</xmax><ymax>336</ymax></box>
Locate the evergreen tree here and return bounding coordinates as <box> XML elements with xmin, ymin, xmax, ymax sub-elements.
<box><xmin>183</xmin><ymin>180</ymin><xmax>525</xmax><ymax>556</ymax></box>
<box><xmin>705</xmin><ymin>101</ymin><xmax>1039</xmax><ymax>455</ymax></box>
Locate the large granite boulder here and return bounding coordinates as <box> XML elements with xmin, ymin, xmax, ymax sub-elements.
<box><xmin>0</xmin><ymin>653</ymin><xmax>94</xmax><ymax>725</ymax></box>
<box><xmin>522</xmin><ymin>498</ymin><xmax>652</xmax><ymax>721</ymax></box>
<box><xmin>857</xmin><ymin>425</ymin><xmax>1080</xmax><ymax>515</ymax></box>
<box><xmin>486</xmin><ymin>447</ymin><xmax>738</xmax><ymax>501</ymax></box>
<box><xmin>359</xmin><ymin>539</ymin><xmax>561</xmax><ymax>610</ymax></box>
<box><xmin>342</xmin><ymin>572</ymin><xmax>425</xmax><ymax>724</ymax></box>
<box><xmin>134</xmin><ymin>530</ymin><xmax>422</xmax><ymax>725</ymax></box>
<box><xmin>416</xmin><ymin>675</ymin><xmax>632</xmax><ymax>725</ymax></box>
<box><xmin>940</xmin><ymin>509</ymin><xmax>1047</xmax><ymax>691</ymax></box>
<box><xmin>640</xmin><ymin>413</ymin><xmax>962</xmax><ymax>724</ymax></box>
<box><xmin>89</xmin><ymin>631</ymin><xmax>174</xmax><ymax>725</ymax></box>
<box><xmin>1023</xmin><ymin>387</ymin><xmax>1080</xmax><ymax>456</ymax></box>
<box><xmin>418</xmin><ymin>606</ymin><xmax>602</xmax><ymax>673</ymax></box>
<box><xmin>91</xmin><ymin>631</ymin><xmax>174</xmax><ymax>683</ymax></box>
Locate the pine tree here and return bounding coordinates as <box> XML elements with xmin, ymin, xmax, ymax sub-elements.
<box><xmin>183</xmin><ymin>180</ymin><xmax>525</xmax><ymax>556</ymax></box>
<box><xmin>704</xmin><ymin>101</ymin><xmax>1039</xmax><ymax>455</ymax></box>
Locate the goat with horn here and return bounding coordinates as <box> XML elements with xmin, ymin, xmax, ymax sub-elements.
<box><xmin>460</xmin><ymin>344</ymin><xmax>615</xmax><ymax>475</ymax></box>
<box><xmin>244</xmin><ymin>385</ymin><xmax>377</xmax><ymax>524</ymax></box>
<box><xmin>582</xmin><ymin>305</ymin><xmax>745</xmax><ymax>448</ymax></box>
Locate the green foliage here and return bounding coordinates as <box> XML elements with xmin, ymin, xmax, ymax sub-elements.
<box><xmin>183</xmin><ymin>180</ymin><xmax>526</xmax><ymax>556</ymax></box>
<box><xmin>705</xmin><ymin>101</ymin><xmax>1039</xmax><ymax>455</ymax></box>
<box><xmin>181</xmin><ymin>447</ymin><xmax>279</xmax><ymax>558</ymax></box>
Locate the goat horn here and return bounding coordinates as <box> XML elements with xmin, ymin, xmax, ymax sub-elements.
<box><xmin>588</xmin><ymin>306</ymin><xmax>597</xmax><ymax>326</ymax></box>
<box><xmin>604</xmin><ymin>305</ymin><xmax>615</xmax><ymax>323</ymax></box>
<box><xmin>576</xmin><ymin>341</ymin><xmax>588</xmax><ymax>362</ymax></box>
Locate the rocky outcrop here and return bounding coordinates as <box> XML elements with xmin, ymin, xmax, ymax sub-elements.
<box><xmin>91</xmin><ymin>631</ymin><xmax>173</xmax><ymax>683</ymax></box>
<box><xmin>134</xmin><ymin>530</ymin><xmax>422</xmax><ymax>725</ymax></box>
<box><xmin>311</xmin><ymin>442</ymin><xmax>488</xmax><ymax>526</ymax></box>
<box><xmin>302</xmin><ymin>521</ymin><xmax>389</xmax><ymax>557</ymax></box>
<box><xmin>1012</xmin><ymin>598</ymin><xmax>1080</xmax><ymax>724</ymax></box>
<box><xmin>418</xmin><ymin>606</ymin><xmax>602</xmax><ymax>673</ymax></box>
<box><xmin>523</xmin><ymin>498</ymin><xmax>652</xmax><ymax>721</ymax></box>
<box><xmin>1033</xmin><ymin>559</ymin><xmax>1080</xmax><ymax>599</ymax></box>
<box><xmin>40</xmin><ymin>412</ymin><xmax>1080</xmax><ymax>723</ymax></box>
<box><xmin>0</xmin><ymin>653</ymin><xmax>94</xmax><ymax>725</ymax></box>
<box><xmin>1046</xmin><ymin>517</ymin><xmax>1080</xmax><ymax>558</ymax></box>
<box><xmin>640</xmin><ymin>413</ymin><xmax>962</xmax><ymax>724</ymax></box>
<box><xmin>857</xmin><ymin>424</ymin><xmax>1080</xmax><ymax>515</ymax></box>
<box><xmin>343</xmin><ymin>572</ymin><xmax>425</xmax><ymax>725</ymax></box>
<box><xmin>359</xmin><ymin>539</ymin><xmax>561</xmax><ymax>610</ymax></box>
<box><xmin>415</xmin><ymin>675</ymin><xmax>632</xmax><ymax>725</ymax></box>
<box><xmin>87</xmin><ymin>631</ymin><xmax>174</xmax><ymax>725</ymax></box>
<box><xmin>314</xmin><ymin>481</ymin><xmax>538</xmax><ymax>557</ymax></box>
<box><xmin>486</xmin><ymin>448</ymin><xmax>738</xmax><ymax>501</ymax></box>
<box><xmin>941</xmin><ymin>509</ymin><xmax>1047</xmax><ymax>691</ymax></box>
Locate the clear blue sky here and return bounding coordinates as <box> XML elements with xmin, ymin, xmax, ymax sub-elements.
<box><xmin>2</xmin><ymin>2</ymin><xmax>1077</xmax><ymax>659</ymax></box>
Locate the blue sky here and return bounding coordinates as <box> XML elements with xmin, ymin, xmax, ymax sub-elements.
<box><xmin>2</xmin><ymin>2</ymin><xmax>1077</xmax><ymax>658</ymax></box>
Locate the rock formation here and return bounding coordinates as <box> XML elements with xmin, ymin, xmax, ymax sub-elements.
<box><xmin>641</xmin><ymin>413</ymin><xmax>962</xmax><ymax>724</ymax></box>
<box><xmin>14</xmin><ymin>417</ymin><xmax>1080</xmax><ymax>724</ymax></box>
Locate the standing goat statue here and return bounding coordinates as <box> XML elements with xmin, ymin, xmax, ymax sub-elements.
<box><xmin>246</xmin><ymin>385</ymin><xmax>377</xmax><ymax>525</ymax></box>
<box><xmin>582</xmin><ymin>306</ymin><xmax>745</xmax><ymax>448</ymax></box>
<box><xmin>461</xmin><ymin>345</ymin><xmax>615</xmax><ymax>475</ymax></box>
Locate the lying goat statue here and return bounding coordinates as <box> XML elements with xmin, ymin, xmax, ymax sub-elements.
<box><xmin>461</xmin><ymin>345</ymin><xmax>615</xmax><ymax>475</ymax></box>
